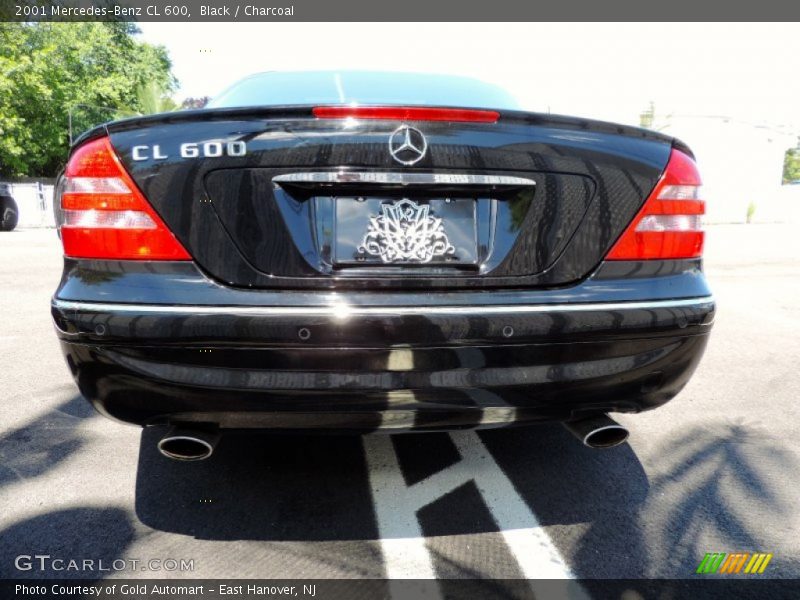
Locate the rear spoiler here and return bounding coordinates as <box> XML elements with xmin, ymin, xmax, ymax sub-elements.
<box><xmin>73</xmin><ymin>105</ymin><xmax>676</xmax><ymax>148</ymax></box>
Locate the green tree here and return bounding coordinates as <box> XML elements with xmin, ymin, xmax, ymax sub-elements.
<box><xmin>135</xmin><ymin>81</ymin><xmax>179</xmax><ymax>115</ymax></box>
<box><xmin>783</xmin><ymin>146</ymin><xmax>800</xmax><ymax>184</ymax></box>
<box><xmin>0</xmin><ymin>22</ymin><xmax>177</xmax><ymax>177</ymax></box>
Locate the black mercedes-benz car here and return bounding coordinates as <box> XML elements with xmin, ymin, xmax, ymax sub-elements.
<box><xmin>51</xmin><ymin>71</ymin><xmax>714</xmax><ymax>460</ymax></box>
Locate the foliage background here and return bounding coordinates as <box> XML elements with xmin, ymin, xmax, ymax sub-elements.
<box><xmin>0</xmin><ymin>22</ymin><xmax>176</xmax><ymax>177</ymax></box>
<box><xmin>783</xmin><ymin>147</ymin><xmax>800</xmax><ymax>184</ymax></box>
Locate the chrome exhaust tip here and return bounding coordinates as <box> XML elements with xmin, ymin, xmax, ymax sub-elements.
<box><xmin>563</xmin><ymin>414</ymin><xmax>629</xmax><ymax>449</ymax></box>
<box><xmin>157</xmin><ymin>427</ymin><xmax>220</xmax><ymax>461</ymax></box>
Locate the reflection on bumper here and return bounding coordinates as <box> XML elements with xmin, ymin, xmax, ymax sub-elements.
<box><xmin>53</xmin><ymin>296</ymin><xmax>714</xmax><ymax>430</ymax></box>
<box><xmin>51</xmin><ymin>296</ymin><xmax>714</xmax><ymax>346</ymax></box>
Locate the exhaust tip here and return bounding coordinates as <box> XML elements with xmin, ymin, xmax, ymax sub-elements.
<box><xmin>563</xmin><ymin>414</ymin><xmax>629</xmax><ymax>449</ymax></box>
<box><xmin>157</xmin><ymin>428</ymin><xmax>219</xmax><ymax>461</ymax></box>
<box><xmin>583</xmin><ymin>425</ymin><xmax>629</xmax><ymax>449</ymax></box>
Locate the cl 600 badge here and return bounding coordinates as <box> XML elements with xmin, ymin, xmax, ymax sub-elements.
<box><xmin>131</xmin><ymin>141</ymin><xmax>247</xmax><ymax>161</ymax></box>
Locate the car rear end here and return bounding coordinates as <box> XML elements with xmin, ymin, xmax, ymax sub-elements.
<box><xmin>51</xmin><ymin>72</ymin><xmax>714</xmax><ymax>439</ymax></box>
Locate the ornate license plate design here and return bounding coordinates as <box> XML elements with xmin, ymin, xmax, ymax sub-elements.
<box><xmin>331</xmin><ymin>196</ymin><xmax>477</xmax><ymax>267</ymax></box>
<box><xmin>358</xmin><ymin>198</ymin><xmax>455</xmax><ymax>264</ymax></box>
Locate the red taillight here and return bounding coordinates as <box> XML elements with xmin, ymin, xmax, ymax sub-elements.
<box><xmin>606</xmin><ymin>148</ymin><xmax>704</xmax><ymax>260</ymax></box>
<box><xmin>59</xmin><ymin>137</ymin><xmax>190</xmax><ymax>260</ymax></box>
<box><xmin>312</xmin><ymin>106</ymin><xmax>500</xmax><ymax>123</ymax></box>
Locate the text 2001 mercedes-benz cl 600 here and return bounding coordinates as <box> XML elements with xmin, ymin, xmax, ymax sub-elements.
<box><xmin>51</xmin><ymin>72</ymin><xmax>714</xmax><ymax>460</ymax></box>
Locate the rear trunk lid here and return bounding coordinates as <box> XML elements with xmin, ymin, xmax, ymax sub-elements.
<box><xmin>105</xmin><ymin>107</ymin><xmax>672</xmax><ymax>290</ymax></box>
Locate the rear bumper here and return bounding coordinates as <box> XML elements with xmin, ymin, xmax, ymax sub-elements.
<box><xmin>52</xmin><ymin>294</ymin><xmax>714</xmax><ymax>431</ymax></box>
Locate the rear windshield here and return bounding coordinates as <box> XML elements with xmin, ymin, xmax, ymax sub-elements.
<box><xmin>207</xmin><ymin>71</ymin><xmax>521</xmax><ymax>111</ymax></box>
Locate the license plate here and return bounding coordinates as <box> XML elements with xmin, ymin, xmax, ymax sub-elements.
<box><xmin>333</xmin><ymin>197</ymin><xmax>478</xmax><ymax>265</ymax></box>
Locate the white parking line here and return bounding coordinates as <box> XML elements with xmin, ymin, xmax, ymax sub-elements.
<box><xmin>363</xmin><ymin>430</ymin><xmax>582</xmax><ymax>594</ymax></box>
<box><xmin>449</xmin><ymin>431</ymin><xmax>574</xmax><ymax>579</ymax></box>
<box><xmin>363</xmin><ymin>434</ymin><xmax>438</xmax><ymax>580</ymax></box>
<box><xmin>363</xmin><ymin>434</ymin><xmax>441</xmax><ymax>600</ymax></box>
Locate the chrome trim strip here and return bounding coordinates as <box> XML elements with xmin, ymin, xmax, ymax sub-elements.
<box><xmin>52</xmin><ymin>296</ymin><xmax>714</xmax><ymax>318</ymax></box>
<box><xmin>272</xmin><ymin>171</ymin><xmax>536</xmax><ymax>187</ymax></box>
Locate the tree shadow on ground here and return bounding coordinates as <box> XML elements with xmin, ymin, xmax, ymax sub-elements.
<box><xmin>483</xmin><ymin>419</ymin><xmax>799</xmax><ymax>580</ymax></box>
<box><xmin>0</xmin><ymin>394</ymin><xmax>94</xmax><ymax>489</ymax></box>
<box><xmin>631</xmin><ymin>420</ymin><xmax>798</xmax><ymax>578</ymax></box>
<box><xmin>0</xmin><ymin>507</ymin><xmax>134</xmax><ymax>579</ymax></box>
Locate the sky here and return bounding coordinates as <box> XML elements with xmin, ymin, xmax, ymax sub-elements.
<box><xmin>137</xmin><ymin>22</ymin><xmax>799</xmax><ymax>134</ymax></box>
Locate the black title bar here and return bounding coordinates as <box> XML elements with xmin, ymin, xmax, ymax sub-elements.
<box><xmin>3</xmin><ymin>0</ymin><xmax>800</xmax><ymax>21</ymax></box>
<box><xmin>4</xmin><ymin>579</ymin><xmax>800</xmax><ymax>599</ymax></box>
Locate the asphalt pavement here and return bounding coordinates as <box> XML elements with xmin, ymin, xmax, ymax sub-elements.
<box><xmin>1</xmin><ymin>224</ymin><xmax>799</xmax><ymax>587</ymax></box>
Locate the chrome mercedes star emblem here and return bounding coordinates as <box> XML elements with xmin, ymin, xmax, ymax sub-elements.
<box><xmin>358</xmin><ymin>198</ymin><xmax>455</xmax><ymax>263</ymax></box>
<box><xmin>388</xmin><ymin>125</ymin><xmax>428</xmax><ymax>165</ymax></box>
